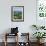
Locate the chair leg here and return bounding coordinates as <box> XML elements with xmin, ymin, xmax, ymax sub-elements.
<box><xmin>4</xmin><ymin>41</ymin><xmax>7</xmax><ymax>46</ymax></box>
<box><xmin>4</xmin><ymin>33</ymin><xmax>7</xmax><ymax>46</ymax></box>
<box><xmin>16</xmin><ymin>34</ymin><xmax>18</xmax><ymax>46</ymax></box>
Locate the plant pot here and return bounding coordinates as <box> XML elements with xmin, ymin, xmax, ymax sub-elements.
<box><xmin>37</xmin><ymin>39</ymin><xmax>45</xmax><ymax>44</ymax></box>
<box><xmin>37</xmin><ymin>39</ymin><xmax>40</xmax><ymax>43</ymax></box>
<box><xmin>40</xmin><ymin>38</ymin><xmax>45</xmax><ymax>43</ymax></box>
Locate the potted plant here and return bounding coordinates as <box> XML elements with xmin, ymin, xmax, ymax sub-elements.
<box><xmin>32</xmin><ymin>24</ymin><xmax>45</xmax><ymax>30</ymax></box>
<box><xmin>40</xmin><ymin>26</ymin><xmax>45</xmax><ymax>29</ymax></box>
<box><xmin>33</xmin><ymin>32</ymin><xmax>46</xmax><ymax>43</ymax></box>
<box><xmin>32</xmin><ymin>24</ymin><xmax>39</xmax><ymax>30</ymax></box>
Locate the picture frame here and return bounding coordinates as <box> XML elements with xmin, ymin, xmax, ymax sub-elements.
<box><xmin>11</xmin><ymin>6</ymin><xmax>24</xmax><ymax>22</ymax></box>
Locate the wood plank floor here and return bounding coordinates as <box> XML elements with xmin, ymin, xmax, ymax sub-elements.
<box><xmin>0</xmin><ymin>42</ymin><xmax>46</xmax><ymax>46</ymax></box>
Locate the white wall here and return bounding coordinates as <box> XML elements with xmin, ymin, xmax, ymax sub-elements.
<box><xmin>0</xmin><ymin>0</ymin><xmax>36</xmax><ymax>35</ymax></box>
<box><xmin>0</xmin><ymin>0</ymin><xmax>37</xmax><ymax>42</ymax></box>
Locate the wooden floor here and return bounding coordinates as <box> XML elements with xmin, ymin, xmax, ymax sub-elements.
<box><xmin>0</xmin><ymin>42</ymin><xmax>46</xmax><ymax>46</ymax></box>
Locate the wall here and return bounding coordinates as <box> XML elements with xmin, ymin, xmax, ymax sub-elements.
<box><xmin>0</xmin><ymin>0</ymin><xmax>36</xmax><ymax>42</ymax></box>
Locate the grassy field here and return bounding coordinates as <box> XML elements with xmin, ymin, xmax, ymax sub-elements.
<box><xmin>14</xmin><ymin>11</ymin><xmax>22</xmax><ymax>19</ymax></box>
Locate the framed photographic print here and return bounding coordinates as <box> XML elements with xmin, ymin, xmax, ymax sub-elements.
<box><xmin>11</xmin><ymin>6</ymin><xmax>24</xmax><ymax>22</ymax></box>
